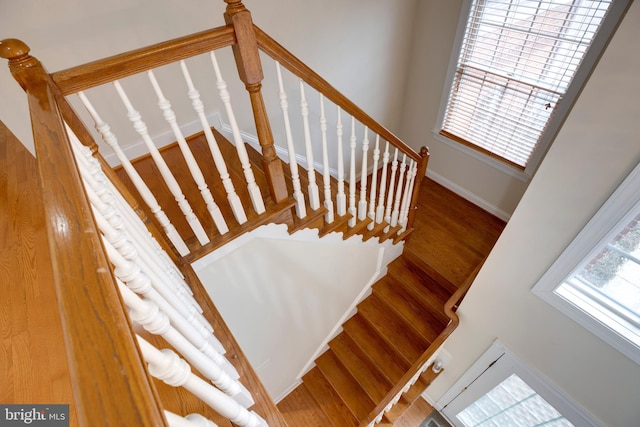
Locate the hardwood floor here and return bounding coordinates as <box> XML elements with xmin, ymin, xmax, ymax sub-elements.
<box><xmin>0</xmin><ymin>122</ymin><xmax>77</xmax><ymax>424</ymax></box>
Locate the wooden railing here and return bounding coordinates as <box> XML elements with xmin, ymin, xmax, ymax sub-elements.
<box><xmin>255</xmin><ymin>26</ymin><xmax>429</xmax><ymax>234</ymax></box>
<box><xmin>0</xmin><ymin>38</ymin><xmax>168</xmax><ymax>427</ymax></box>
<box><xmin>1</xmin><ymin>0</ymin><xmax>435</xmax><ymax>424</ymax></box>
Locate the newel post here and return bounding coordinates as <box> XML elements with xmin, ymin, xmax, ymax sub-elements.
<box><xmin>0</xmin><ymin>39</ymin><xmax>168</xmax><ymax>426</ymax></box>
<box><xmin>224</xmin><ymin>0</ymin><xmax>289</xmax><ymax>203</ymax></box>
<box><xmin>406</xmin><ymin>146</ymin><xmax>430</xmax><ymax>232</ymax></box>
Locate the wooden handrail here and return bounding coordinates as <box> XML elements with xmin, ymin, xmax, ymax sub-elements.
<box><xmin>360</xmin><ymin>257</ymin><xmax>486</xmax><ymax>426</ymax></box>
<box><xmin>0</xmin><ymin>39</ymin><xmax>168</xmax><ymax>426</ymax></box>
<box><xmin>51</xmin><ymin>26</ymin><xmax>236</xmax><ymax>95</ymax></box>
<box><xmin>254</xmin><ymin>25</ymin><xmax>422</xmax><ymax>164</ymax></box>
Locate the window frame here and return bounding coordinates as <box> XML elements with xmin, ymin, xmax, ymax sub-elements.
<box><xmin>434</xmin><ymin>0</ymin><xmax>631</xmax><ymax>180</ymax></box>
<box><xmin>437</xmin><ymin>340</ymin><xmax>602</xmax><ymax>426</ymax></box>
<box><xmin>532</xmin><ymin>162</ymin><xmax>640</xmax><ymax>366</ymax></box>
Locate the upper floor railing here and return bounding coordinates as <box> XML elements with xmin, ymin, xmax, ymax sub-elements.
<box><xmin>1</xmin><ymin>0</ymin><xmax>430</xmax><ymax>424</ymax></box>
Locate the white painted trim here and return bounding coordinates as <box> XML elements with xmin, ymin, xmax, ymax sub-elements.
<box><xmin>437</xmin><ymin>339</ymin><xmax>605</xmax><ymax>427</ymax></box>
<box><xmin>532</xmin><ymin>161</ymin><xmax>640</xmax><ymax>366</ymax></box>
<box><xmin>431</xmin><ymin>130</ymin><xmax>532</xmax><ymax>183</ymax></box>
<box><xmin>274</xmin><ymin>379</ymin><xmax>302</xmax><ymax>404</ymax></box>
<box><xmin>426</xmin><ymin>169</ymin><xmax>512</xmax><ymax>222</ymax></box>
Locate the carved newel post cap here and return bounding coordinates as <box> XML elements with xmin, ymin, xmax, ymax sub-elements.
<box><xmin>0</xmin><ymin>39</ymin><xmax>31</xmax><ymax>60</ymax></box>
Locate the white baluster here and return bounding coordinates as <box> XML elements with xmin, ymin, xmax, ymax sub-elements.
<box><xmin>358</xmin><ymin>127</ymin><xmax>370</xmax><ymax>221</ymax></box>
<box><xmin>210</xmin><ymin>52</ymin><xmax>265</xmax><ymax>215</ymax></box>
<box><xmin>347</xmin><ymin>117</ymin><xmax>357</xmax><ymax>228</ymax></box>
<box><xmin>384</xmin><ymin>148</ymin><xmax>399</xmax><ymax>229</ymax></box>
<box><xmin>275</xmin><ymin>61</ymin><xmax>306</xmax><ymax>218</ymax></box>
<box><xmin>367</xmin><ymin>136</ymin><xmax>380</xmax><ymax>231</ymax></box>
<box><xmin>77</xmin><ymin>92</ymin><xmax>190</xmax><ymax>256</ymax></box>
<box><xmin>66</xmin><ymin>129</ymin><xmax>190</xmax><ymax>298</ymax></box>
<box><xmin>88</xmin><ymin>196</ymin><xmax>202</xmax><ymax>313</ymax></box>
<box><xmin>299</xmin><ymin>80</ymin><xmax>320</xmax><ymax>210</ymax></box>
<box><xmin>390</xmin><ymin>154</ymin><xmax>407</xmax><ymax>228</ymax></box>
<box><xmin>164</xmin><ymin>411</ymin><xmax>218</xmax><ymax>427</ymax></box>
<box><xmin>148</xmin><ymin>70</ymin><xmax>229</xmax><ymax>235</ymax></box>
<box><xmin>101</xmin><ymin>237</ymin><xmax>226</xmax><ymax>356</ymax></box>
<box><xmin>180</xmin><ymin>60</ymin><xmax>247</xmax><ymax>225</ymax></box>
<box><xmin>118</xmin><ymin>282</ymin><xmax>248</xmax><ymax>401</ymax></box>
<box><xmin>375</xmin><ymin>141</ymin><xmax>390</xmax><ymax>225</ymax></box>
<box><xmin>75</xmin><ymin>144</ymin><xmax>190</xmax><ymax>294</ymax></box>
<box><xmin>335</xmin><ymin>107</ymin><xmax>346</xmax><ymax>217</ymax></box>
<box><xmin>399</xmin><ymin>160</ymin><xmax>417</xmax><ymax>232</ymax></box>
<box><xmin>319</xmin><ymin>95</ymin><xmax>334</xmax><ymax>223</ymax></box>
<box><xmin>113</xmin><ymin>80</ymin><xmax>210</xmax><ymax>246</ymax></box>
<box><xmin>137</xmin><ymin>337</ymin><xmax>268</xmax><ymax>427</ymax></box>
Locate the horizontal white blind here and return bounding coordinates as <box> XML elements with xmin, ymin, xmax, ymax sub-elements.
<box><xmin>442</xmin><ymin>0</ymin><xmax>612</xmax><ymax>167</ymax></box>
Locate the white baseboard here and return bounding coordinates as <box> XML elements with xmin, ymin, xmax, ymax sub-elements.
<box><xmin>426</xmin><ymin>169</ymin><xmax>511</xmax><ymax>222</ymax></box>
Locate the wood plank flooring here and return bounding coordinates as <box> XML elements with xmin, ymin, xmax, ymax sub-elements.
<box><xmin>0</xmin><ymin>122</ymin><xmax>78</xmax><ymax>424</ymax></box>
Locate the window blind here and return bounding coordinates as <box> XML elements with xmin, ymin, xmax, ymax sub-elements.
<box><xmin>441</xmin><ymin>0</ymin><xmax>612</xmax><ymax>168</ymax></box>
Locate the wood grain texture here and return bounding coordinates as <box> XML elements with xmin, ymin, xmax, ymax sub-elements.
<box><xmin>51</xmin><ymin>26</ymin><xmax>236</xmax><ymax>95</ymax></box>
<box><xmin>0</xmin><ymin>121</ymin><xmax>77</xmax><ymax>424</ymax></box>
<box><xmin>0</xmin><ymin>42</ymin><xmax>169</xmax><ymax>424</ymax></box>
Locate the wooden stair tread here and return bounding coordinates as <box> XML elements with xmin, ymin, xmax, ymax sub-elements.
<box><xmin>357</xmin><ymin>292</ymin><xmax>431</xmax><ymax>363</ymax></box>
<box><xmin>277</xmin><ymin>382</ymin><xmax>335</xmax><ymax>426</ymax></box>
<box><xmin>388</xmin><ymin>255</ymin><xmax>452</xmax><ymax>318</ymax></box>
<box><xmin>361</xmin><ymin>219</ymin><xmax>390</xmax><ymax>242</ymax></box>
<box><xmin>315</xmin><ymin>350</ymin><xmax>375</xmax><ymax>421</ymax></box>
<box><xmin>319</xmin><ymin>213</ymin><xmax>352</xmax><ymax>237</ymax></box>
<box><xmin>329</xmin><ymin>333</ymin><xmax>393</xmax><ymax>403</ymax></box>
<box><xmin>401</xmin><ymin>248</ymin><xmax>459</xmax><ymax>295</ymax></box>
<box><xmin>373</xmin><ymin>277</ymin><xmax>447</xmax><ymax>342</ymax></box>
<box><xmin>303</xmin><ymin>366</ymin><xmax>359</xmax><ymax>427</ymax></box>
<box><xmin>342</xmin><ymin>314</ymin><xmax>411</xmax><ymax>384</ymax></box>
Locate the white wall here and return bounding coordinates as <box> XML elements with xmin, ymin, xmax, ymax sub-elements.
<box><xmin>399</xmin><ymin>0</ymin><xmax>529</xmax><ymax>219</ymax></box>
<box><xmin>427</xmin><ymin>2</ymin><xmax>640</xmax><ymax>426</ymax></box>
<box><xmin>192</xmin><ymin>224</ymin><xmax>403</xmax><ymax>402</ymax></box>
<box><xmin>0</xmin><ymin>0</ymin><xmax>417</xmax><ymax>154</ymax></box>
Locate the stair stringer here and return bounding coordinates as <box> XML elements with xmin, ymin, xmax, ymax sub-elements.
<box><xmin>191</xmin><ymin>223</ymin><xmax>404</xmax><ymax>403</ymax></box>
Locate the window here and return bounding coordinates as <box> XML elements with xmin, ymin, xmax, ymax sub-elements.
<box><xmin>438</xmin><ymin>341</ymin><xmax>598</xmax><ymax>426</ymax></box>
<box><xmin>533</xmin><ymin>163</ymin><xmax>640</xmax><ymax>365</ymax></box>
<box><xmin>437</xmin><ymin>0</ymin><xmax>629</xmax><ymax>175</ymax></box>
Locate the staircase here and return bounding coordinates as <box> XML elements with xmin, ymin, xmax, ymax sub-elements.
<box><xmin>281</xmin><ymin>251</ymin><xmax>454</xmax><ymax>426</ymax></box>
<box><xmin>0</xmin><ymin>1</ymin><xmax>499</xmax><ymax>424</ymax></box>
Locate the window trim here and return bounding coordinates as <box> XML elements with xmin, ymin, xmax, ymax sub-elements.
<box><xmin>532</xmin><ymin>162</ymin><xmax>640</xmax><ymax>366</ymax></box>
<box><xmin>437</xmin><ymin>340</ymin><xmax>603</xmax><ymax>426</ymax></box>
<box><xmin>435</xmin><ymin>0</ymin><xmax>632</xmax><ymax>179</ymax></box>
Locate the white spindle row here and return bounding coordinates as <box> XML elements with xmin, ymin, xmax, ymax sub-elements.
<box><xmin>179</xmin><ymin>60</ymin><xmax>248</xmax><ymax>226</ymax></box>
<box><xmin>78</xmin><ymin>48</ymin><xmax>276</xmax><ymax>256</ymax></box>
<box><xmin>113</xmin><ymin>80</ymin><xmax>211</xmax><ymax>246</ymax></box>
<box><xmin>138</xmin><ymin>337</ymin><xmax>268</xmax><ymax>427</ymax></box>
<box><xmin>78</xmin><ymin>92</ymin><xmax>190</xmax><ymax>256</ymax></box>
<box><xmin>148</xmin><ymin>70</ymin><xmax>229</xmax><ymax>236</ymax></box>
<box><xmin>268</xmin><ymin>58</ymin><xmax>419</xmax><ymax>238</ymax></box>
<box><xmin>67</xmin><ymin>126</ymin><xmax>263</xmax><ymax>426</ymax></box>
